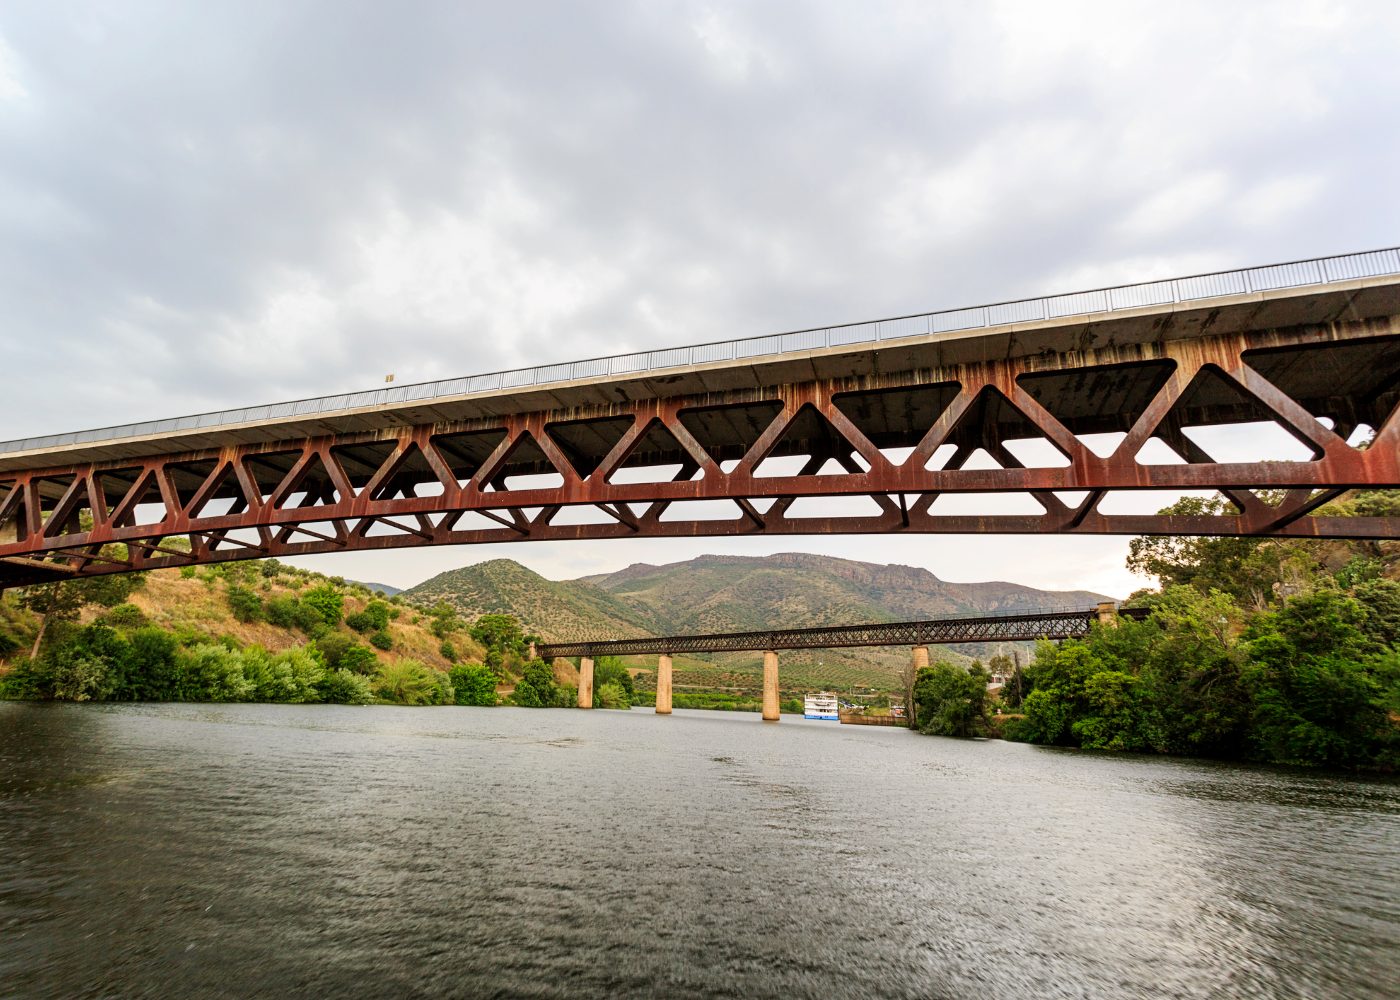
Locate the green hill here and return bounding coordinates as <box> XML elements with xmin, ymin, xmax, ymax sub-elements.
<box><xmin>405</xmin><ymin>558</ymin><xmax>654</xmax><ymax>642</ymax></box>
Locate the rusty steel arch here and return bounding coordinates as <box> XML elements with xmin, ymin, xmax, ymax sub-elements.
<box><xmin>3</xmin><ymin>271</ymin><xmax>1400</xmax><ymax>591</ymax></box>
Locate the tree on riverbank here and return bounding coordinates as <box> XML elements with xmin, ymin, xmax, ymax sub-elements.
<box><xmin>1001</xmin><ymin>490</ymin><xmax>1400</xmax><ymax>769</ymax></box>
<box><xmin>913</xmin><ymin>660</ymin><xmax>991</xmax><ymax>737</ymax></box>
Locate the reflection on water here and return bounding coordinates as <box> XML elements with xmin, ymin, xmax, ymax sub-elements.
<box><xmin>1</xmin><ymin>702</ymin><xmax>1397</xmax><ymax>999</ymax></box>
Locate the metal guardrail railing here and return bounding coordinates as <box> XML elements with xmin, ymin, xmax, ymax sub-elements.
<box><xmin>4</xmin><ymin>247</ymin><xmax>1397</xmax><ymax>456</ymax></box>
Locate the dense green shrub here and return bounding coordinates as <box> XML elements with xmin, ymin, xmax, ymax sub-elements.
<box><xmin>317</xmin><ymin>668</ymin><xmax>374</xmax><ymax>705</ymax></box>
<box><xmin>346</xmin><ymin>600</ymin><xmax>391</xmax><ymax>634</ymax></box>
<box><xmin>914</xmin><ymin>661</ymin><xmax>991</xmax><ymax>738</ymax></box>
<box><xmin>369</xmin><ymin>630</ymin><xmax>393</xmax><ymax>650</ymax></box>
<box><xmin>180</xmin><ymin>644</ymin><xmax>255</xmax><ymax>702</ymax></box>
<box><xmin>101</xmin><ymin>603</ymin><xmax>148</xmax><ymax>629</ymax></box>
<box><xmin>300</xmin><ymin>585</ymin><xmax>344</xmax><ymax>626</ymax></box>
<box><xmin>512</xmin><ymin>660</ymin><xmax>559</xmax><ymax>707</ymax></box>
<box><xmin>448</xmin><ymin>663</ymin><xmax>498</xmax><ymax>706</ymax></box>
<box><xmin>292</xmin><ymin>601</ymin><xmax>327</xmax><ymax>634</ymax></box>
<box><xmin>265</xmin><ymin>596</ymin><xmax>299</xmax><ymax>628</ymax></box>
<box><xmin>226</xmin><ymin>585</ymin><xmax>264</xmax><ymax>623</ymax></box>
<box><xmin>373</xmin><ymin>659</ymin><xmax>453</xmax><ymax>705</ymax></box>
<box><xmin>468</xmin><ymin>613</ymin><xmax>524</xmax><ymax>652</ymax></box>
<box><xmin>596</xmin><ymin>681</ymin><xmax>629</xmax><ymax>710</ymax></box>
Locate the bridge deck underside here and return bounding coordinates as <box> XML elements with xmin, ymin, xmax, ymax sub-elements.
<box><xmin>2</xmin><ymin>318</ymin><xmax>1398</xmax><ymax>589</ymax></box>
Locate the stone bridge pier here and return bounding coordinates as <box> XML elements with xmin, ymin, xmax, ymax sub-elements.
<box><xmin>578</xmin><ymin>656</ymin><xmax>594</xmax><ymax>709</ymax></box>
<box><xmin>655</xmin><ymin>654</ymin><xmax>672</xmax><ymax>714</ymax></box>
<box><xmin>762</xmin><ymin>650</ymin><xmax>779</xmax><ymax>721</ymax></box>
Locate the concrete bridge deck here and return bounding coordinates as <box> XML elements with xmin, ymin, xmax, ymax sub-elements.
<box><xmin>3</xmin><ymin>247</ymin><xmax>1398</xmax><ymax>472</ymax></box>
<box><xmin>3</xmin><ymin>249</ymin><xmax>1399</xmax><ymax>588</ymax></box>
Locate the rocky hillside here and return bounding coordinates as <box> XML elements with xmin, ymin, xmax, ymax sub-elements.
<box><xmin>579</xmin><ymin>552</ymin><xmax>1108</xmax><ymax>634</ymax></box>
<box><xmin>406</xmin><ymin>558</ymin><xmax>655</xmax><ymax>641</ymax></box>
<box><xmin>409</xmin><ymin>553</ymin><xmax>1109</xmax><ymax>641</ymax></box>
<box><xmin>0</xmin><ymin>562</ymin><xmax>482</xmax><ymax>674</ymax></box>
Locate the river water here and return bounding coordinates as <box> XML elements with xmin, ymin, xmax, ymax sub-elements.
<box><xmin>1</xmin><ymin>702</ymin><xmax>1397</xmax><ymax>1000</ymax></box>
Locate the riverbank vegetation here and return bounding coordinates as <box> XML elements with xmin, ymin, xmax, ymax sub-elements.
<box><xmin>913</xmin><ymin>490</ymin><xmax>1400</xmax><ymax>770</ymax></box>
<box><xmin>0</xmin><ymin>560</ymin><xmax>563</xmax><ymax>709</ymax></box>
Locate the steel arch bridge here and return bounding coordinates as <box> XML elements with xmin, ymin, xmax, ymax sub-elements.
<box><xmin>3</xmin><ymin>249</ymin><xmax>1400</xmax><ymax>591</ymax></box>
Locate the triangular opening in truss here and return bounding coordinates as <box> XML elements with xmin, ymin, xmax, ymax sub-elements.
<box><xmin>1095</xmin><ymin>489</ymin><xmax>1243</xmax><ymax>516</ymax></box>
<box><xmin>274</xmin><ymin>453</ymin><xmax>344</xmax><ymax>510</ymax></box>
<box><xmin>1243</xmin><ymin>334</ymin><xmax>1400</xmax><ymax>449</ymax></box>
<box><xmin>242</xmin><ymin>451</ymin><xmax>303</xmax><ymax>506</ymax></box>
<box><xmin>754</xmin><ymin>404</ymin><xmax>865</xmax><ymax>478</ymax></box>
<box><xmin>182</xmin><ymin>461</ymin><xmax>253</xmax><ymax>519</ymax></box>
<box><xmin>163</xmin><ymin>459</ymin><xmax>217</xmax><ymax>513</ymax></box>
<box><xmin>935</xmin><ymin>386</ymin><xmax>1073</xmax><ymax>471</ymax></box>
<box><xmin>1148</xmin><ymin>365</ymin><xmax>1324</xmax><ymax>464</ymax></box>
<box><xmin>832</xmin><ymin>381</ymin><xmax>961</xmax><ymax>466</ymax></box>
<box><xmin>923</xmin><ymin>444</ymin><xmax>959</xmax><ymax>471</ymax></box>
<box><xmin>545</xmin><ymin>416</ymin><xmax>635</xmax><ymax>480</ymax></box>
<box><xmin>277</xmin><ymin>519</ymin><xmax>347</xmax><ymax>546</ymax></box>
<box><xmin>656</xmin><ymin>499</ymin><xmax>745</xmax><ymax>522</ymax></box>
<box><xmin>33</xmin><ymin>475</ymin><xmax>83</xmax><ymax>536</ymax></box>
<box><xmin>364</xmin><ymin>443</ymin><xmax>443</xmax><ymax>501</ymax></box>
<box><xmin>0</xmin><ymin>480</ymin><xmax>19</xmax><ymax>544</ymax></box>
<box><xmin>445</xmin><ymin>509</ymin><xmax>522</xmax><ymax>533</ymax></box>
<box><xmin>126</xmin><ymin>533</ymin><xmax>193</xmax><ymax>564</ymax></box>
<box><xmin>329</xmin><ymin>440</ymin><xmax>397</xmax><ymax>496</ymax></box>
<box><xmin>361</xmin><ymin>516</ymin><xmax>427</xmax><ymax>539</ymax></box>
<box><xmin>926</xmin><ymin>492</ymin><xmax>1047</xmax><ymax>516</ymax></box>
<box><xmin>102</xmin><ymin>468</ymin><xmax>170</xmax><ymax>528</ymax></box>
<box><xmin>204</xmin><ymin>526</ymin><xmax>265</xmax><ymax>554</ymax></box>
<box><xmin>480</xmin><ymin>432</ymin><xmax>566</xmax><ymax>491</ymax></box>
<box><xmin>606</xmin><ymin>419</ymin><xmax>700</xmax><ymax>484</ymax></box>
<box><xmin>1017</xmin><ymin>360</ymin><xmax>1176</xmax><ymax>461</ymax></box>
<box><xmin>549</xmin><ymin>504</ymin><xmax>629</xmax><ymax>527</ymax></box>
<box><xmin>429</xmin><ymin>428</ymin><xmax>510</xmax><ymax>487</ymax></box>
<box><xmin>782</xmin><ymin>495</ymin><xmax>888</xmax><ymax>519</ymax></box>
<box><xmin>94</xmin><ymin>467</ymin><xmax>142</xmax><ymax>517</ymax></box>
<box><xmin>677</xmin><ymin>400</ymin><xmax>784</xmax><ymax>468</ymax></box>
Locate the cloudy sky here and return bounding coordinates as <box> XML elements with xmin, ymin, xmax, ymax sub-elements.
<box><xmin>3</xmin><ymin>1</ymin><xmax>1398</xmax><ymax>596</ymax></box>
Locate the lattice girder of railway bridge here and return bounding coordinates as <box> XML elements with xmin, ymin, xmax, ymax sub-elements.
<box><xmin>2</xmin><ymin>285</ymin><xmax>1399</xmax><ymax>589</ymax></box>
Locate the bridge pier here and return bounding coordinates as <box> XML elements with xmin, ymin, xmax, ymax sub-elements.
<box><xmin>578</xmin><ymin>656</ymin><xmax>594</xmax><ymax>709</ymax></box>
<box><xmin>1095</xmin><ymin>602</ymin><xmax>1118</xmax><ymax>627</ymax></box>
<box><xmin>762</xmin><ymin>650</ymin><xmax>779</xmax><ymax>721</ymax></box>
<box><xmin>912</xmin><ymin>644</ymin><xmax>929</xmax><ymax>672</ymax></box>
<box><xmin>656</xmin><ymin>654</ymin><xmax>672</xmax><ymax>714</ymax></box>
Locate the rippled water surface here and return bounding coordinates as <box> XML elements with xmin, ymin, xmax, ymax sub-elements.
<box><xmin>1</xmin><ymin>702</ymin><xmax>1397</xmax><ymax>999</ymax></box>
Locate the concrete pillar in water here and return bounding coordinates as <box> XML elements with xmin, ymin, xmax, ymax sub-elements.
<box><xmin>578</xmin><ymin>656</ymin><xmax>594</xmax><ymax>709</ymax></box>
<box><xmin>1096</xmin><ymin>601</ymin><xmax>1118</xmax><ymax>627</ymax></box>
<box><xmin>912</xmin><ymin>645</ymin><xmax>930</xmax><ymax>671</ymax></box>
<box><xmin>762</xmin><ymin>650</ymin><xmax>779</xmax><ymax>722</ymax></box>
<box><xmin>656</xmin><ymin>654</ymin><xmax>673</xmax><ymax>714</ymax></box>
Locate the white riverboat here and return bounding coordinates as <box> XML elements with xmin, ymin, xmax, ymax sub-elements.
<box><xmin>804</xmin><ymin>692</ymin><xmax>840</xmax><ymax>720</ymax></box>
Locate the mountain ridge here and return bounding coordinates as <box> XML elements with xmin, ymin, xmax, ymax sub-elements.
<box><xmin>405</xmin><ymin>552</ymin><xmax>1111</xmax><ymax>681</ymax></box>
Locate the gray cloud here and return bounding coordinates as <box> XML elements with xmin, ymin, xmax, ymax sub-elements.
<box><xmin>2</xmin><ymin>1</ymin><xmax>1397</xmax><ymax>590</ymax></box>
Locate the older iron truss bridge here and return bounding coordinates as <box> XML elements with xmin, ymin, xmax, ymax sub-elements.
<box><xmin>2</xmin><ymin>254</ymin><xmax>1399</xmax><ymax>591</ymax></box>
<box><xmin>534</xmin><ymin>606</ymin><xmax>1152</xmax><ymax>659</ymax></box>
